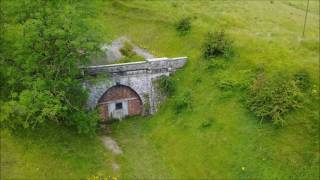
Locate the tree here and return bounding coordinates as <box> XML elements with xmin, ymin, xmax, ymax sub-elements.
<box><xmin>0</xmin><ymin>0</ymin><xmax>102</xmax><ymax>134</ymax></box>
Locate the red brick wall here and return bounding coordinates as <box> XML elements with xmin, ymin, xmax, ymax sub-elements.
<box><xmin>97</xmin><ymin>85</ymin><xmax>142</xmax><ymax>121</ymax></box>
<box><xmin>128</xmin><ymin>99</ymin><xmax>142</xmax><ymax>115</ymax></box>
<box><xmin>97</xmin><ymin>104</ymin><xmax>108</xmax><ymax>121</ymax></box>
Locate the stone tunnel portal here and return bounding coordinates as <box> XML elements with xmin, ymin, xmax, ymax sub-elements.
<box><xmin>83</xmin><ymin>57</ymin><xmax>188</xmax><ymax>122</ymax></box>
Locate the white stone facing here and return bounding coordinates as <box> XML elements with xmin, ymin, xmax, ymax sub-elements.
<box><xmin>83</xmin><ymin>57</ymin><xmax>187</xmax><ymax>115</ymax></box>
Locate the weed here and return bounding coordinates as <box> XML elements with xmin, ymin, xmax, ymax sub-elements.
<box><xmin>118</xmin><ymin>41</ymin><xmax>144</xmax><ymax>63</ymax></box>
<box><xmin>156</xmin><ymin>75</ymin><xmax>176</xmax><ymax>97</ymax></box>
<box><xmin>120</xmin><ymin>41</ymin><xmax>135</xmax><ymax>57</ymax></box>
<box><xmin>294</xmin><ymin>70</ymin><xmax>311</xmax><ymax>92</ymax></box>
<box><xmin>202</xmin><ymin>31</ymin><xmax>233</xmax><ymax>59</ymax></box>
<box><xmin>206</xmin><ymin>59</ymin><xmax>228</xmax><ymax>72</ymax></box>
<box><xmin>200</xmin><ymin>118</ymin><xmax>213</xmax><ymax>128</ymax></box>
<box><xmin>176</xmin><ymin>17</ymin><xmax>191</xmax><ymax>35</ymax></box>
<box><xmin>175</xmin><ymin>90</ymin><xmax>192</xmax><ymax>114</ymax></box>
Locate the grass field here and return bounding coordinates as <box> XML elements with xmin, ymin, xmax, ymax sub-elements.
<box><xmin>1</xmin><ymin>123</ymin><xmax>117</xmax><ymax>179</ymax></box>
<box><xmin>1</xmin><ymin>0</ymin><xmax>319</xmax><ymax>179</ymax></box>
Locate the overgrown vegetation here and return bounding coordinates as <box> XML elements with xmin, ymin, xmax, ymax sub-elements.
<box><xmin>118</xmin><ymin>41</ymin><xmax>144</xmax><ymax>63</ymax></box>
<box><xmin>246</xmin><ymin>73</ymin><xmax>305</xmax><ymax>126</ymax></box>
<box><xmin>200</xmin><ymin>118</ymin><xmax>213</xmax><ymax>128</ymax></box>
<box><xmin>156</xmin><ymin>75</ymin><xmax>176</xmax><ymax>97</ymax></box>
<box><xmin>120</xmin><ymin>41</ymin><xmax>135</xmax><ymax>57</ymax></box>
<box><xmin>202</xmin><ymin>31</ymin><xmax>233</xmax><ymax>59</ymax></box>
<box><xmin>174</xmin><ymin>90</ymin><xmax>192</xmax><ymax>114</ymax></box>
<box><xmin>206</xmin><ymin>59</ymin><xmax>228</xmax><ymax>72</ymax></box>
<box><xmin>175</xmin><ymin>17</ymin><xmax>191</xmax><ymax>35</ymax></box>
<box><xmin>294</xmin><ymin>70</ymin><xmax>311</xmax><ymax>92</ymax></box>
<box><xmin>0</xmin><ymin>0</ymin><xmax>102</xmax><ymax>134</ymax></box>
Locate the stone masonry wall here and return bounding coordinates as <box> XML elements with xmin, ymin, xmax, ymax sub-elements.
<box><xmin>82</xmin><ymin>57</ymin><xmax>187</xmax><ymax>115</ymax></box>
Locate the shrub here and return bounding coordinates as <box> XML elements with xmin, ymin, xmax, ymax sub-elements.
<box><xmin>67</xmin><ymin>110</ymin><xmax>100</xmax><ymax>134</ymax></box>
<box><xmin>246</xmin><ymin>73</ymin><xmax>303</xmax><ymax>126</ymax></box>
<box><xmin>171</xmin><ymin>2</ymin><xmax>178</xmax><ymax>8</ymax></box>
<box><xmin>201</xmin><ymin>118</ymin><xmax>213</xmax><ymax>128</ymax></box>
<box><xmin>175</xmin><ymin>91</ymin><xmax>192</xmax><ymax>114</ymax></box>
<box><xmin>119</xmin><ymin>41</ymin><xmax>144</xmax><ymax>63</ymax></box>
<box><xmin>206</xmin><ymin>59</ymin><xmax>228</xmax><ymax>72</ymax></box>
<box><xmin>176</xmin><ymin>17</ymin><xmax>191</xmax><ymax>35</ymax></box>
<box><xmin>193</xmin><ymin>75</ymin><xmax>202</xmax><ymax>84</ymax></box>
<box><xmin>120</xmin><ymin>41</ymin><xmax>135</xmax><ymax>57</ymax></box>
<box><xmin>156</xmin><ymin>75</ymin><xmax>176</xmax><ymax>97</ymax></box>
<box><xmin>294</xmin><ymin>70</ymin><xmax>311</xmax><ymax>92</ymax></box>
<box><xmin>253</xmin><ymin>64</ymin><xmax>266</xmax><ymax>75</ymax></box>
<box><xmin>202</xmin><ymin>31</ymin><xmax>233</xmax><ymax>59</ymax></box>
<box><xmin>217</xmin><ymin>79</ymin><xmax>239</xmax><ymax>91</ymax></box>
<box><xmin>0</xmin><ymin>90</ymin><xmax>63</xmax><ymax>130</ymax></box>
<box><xmin>0</xmin><ymin>89</ymin><xmax>100</xmax><ymax>134</ymax></box>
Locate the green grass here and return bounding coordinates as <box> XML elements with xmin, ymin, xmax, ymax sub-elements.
<box><xmin>104</xmin><ymin>0</ymin><xmax>319</xmax><ymax>179</ymax></box>
<box><xmin>1</xmin><ymin>0</ymin><xmax>319</xmax><ymax>179</ymax></box>
<box><xmin>1</xmin><ymin>123</ymin><xmax>116</xmax><ymax>179</ymax></box>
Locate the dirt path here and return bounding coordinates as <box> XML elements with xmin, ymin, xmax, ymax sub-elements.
<box><xmin>101</xmin><ymin>136</ymin><xmax>123</xmax><ymax>155</ymax></box>
<box><xmin>100</xmin><ymin>136</ymin><xmax>122</xmax><ymax>172</ymax></box>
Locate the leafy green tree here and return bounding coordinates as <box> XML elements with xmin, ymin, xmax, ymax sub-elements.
<box><xmin>0</xmin><ymin>0</ymin><xmax>102</xmax><ymax>134</ymax></box>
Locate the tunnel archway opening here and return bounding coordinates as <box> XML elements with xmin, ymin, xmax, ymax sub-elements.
<box><xmin>97</xmin><ymin>85</ymin><xmax>143</xmax><ymax>121</ymax></box>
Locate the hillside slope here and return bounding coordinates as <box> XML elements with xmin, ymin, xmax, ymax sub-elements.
<box><xmin>103</xmin><ymin>0</ymin><xmax>319</xmax><ymax>179</ymax></box>
<box><xmin>1</xmin><ymin>0</ymin><xmax>319</xmax><ymax>179</ymax></box>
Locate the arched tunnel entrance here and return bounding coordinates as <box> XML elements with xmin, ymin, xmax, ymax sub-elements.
<box><xmin>97</xmin><ymin>85</ymin><xmax>143</xmax><ymax>121</ymax></box>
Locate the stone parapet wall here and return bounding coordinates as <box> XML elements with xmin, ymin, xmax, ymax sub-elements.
<box><xmin>83</xmin><ymin>57</ymin><xmax>187</xmax><ymax>75</ymax></box>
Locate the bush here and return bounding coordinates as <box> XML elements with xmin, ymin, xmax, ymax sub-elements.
<box><xmin>175</xmin><ymin>91</ymin><xmax>192</xmax><ymax>114</ymax></box>
<box><xmin>0</xmin><ymin>90</ymin><xmax>63</xmax><ymax>130</ymax></box>
<box><xmin>206</xmin><ymin>59</ymin><xmax>228</xmax><ymax>72</ymax></box>
<box><xmin>202</xmin><ymin>31</ymin><xmax>233</xmax><ymax>59</ymax></box>
<box><xmin>294</xmin><ymin>70</ymin><xmax>311</xmax><ymax>91</ymax></box>
<box><xmin>120</xmin><ymin>41</ymin><xmax>135</xmax><ymax>57</ymax></box>
<box><xmin>156</xmin><ymin>75</ymin><xmax>176</xmax><ymax>97</ymax></box>
<box><xmin>171</xmin><ymin>2</ymin><xmax>178</xmax><ymax>8</ymax></box>
<box><xmin>119</xmin><ymin>41</ymin><xmax>144</xmax><ymax>63</ymax></box>
<box><xmin>246</xmin><ymin>73</ymin><xmax>303</xmax><ymax>126</ymax></box>
<box><xmin>200</xmin><ymin>118</ymin><xmax>213</xmax><ymax>128</ymax></box>
<box><xmin>67</xmin><ymin>110</ymin><xmax>100</xmax><ymax>134</ymax></box>
<box><xmin>176</xmin><ymin>17</ymin><xmax>191</xmax><ymax>35</ymax></box>
<box><xmin>193</xmin><ymin>75</ymin><xmax>202</xmax><ymax>84</ymax></box>
<box><xmin>217</xmin><ymin>80</ymin><xmax>239</xmax><ymax>91</ymax></box>
<box><xmin>0</xmin><ymin>89</ymin><xmax>100</xmax><ymax>134</ymax></box>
